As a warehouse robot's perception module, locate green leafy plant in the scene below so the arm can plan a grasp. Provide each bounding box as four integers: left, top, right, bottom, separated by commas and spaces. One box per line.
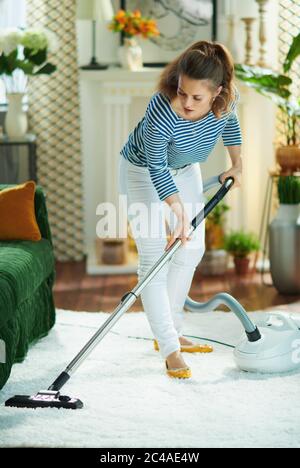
224, 231, 260, 258
235, 32, 300, 146
277, 175, 300, 204
205, 199, 230, 250
207, 199, 230, 226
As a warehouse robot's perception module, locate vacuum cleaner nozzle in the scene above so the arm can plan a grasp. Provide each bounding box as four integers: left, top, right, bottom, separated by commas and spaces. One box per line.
5, 390, 83, 409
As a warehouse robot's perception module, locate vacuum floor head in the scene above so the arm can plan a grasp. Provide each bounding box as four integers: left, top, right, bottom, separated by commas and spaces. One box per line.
5, 390, 83, 409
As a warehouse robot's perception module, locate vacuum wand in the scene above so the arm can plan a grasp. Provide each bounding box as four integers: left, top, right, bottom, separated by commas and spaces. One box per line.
5, 175, 243, 409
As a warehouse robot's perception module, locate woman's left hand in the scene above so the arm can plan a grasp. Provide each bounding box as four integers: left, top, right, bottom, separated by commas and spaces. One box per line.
219, 166, 242, 190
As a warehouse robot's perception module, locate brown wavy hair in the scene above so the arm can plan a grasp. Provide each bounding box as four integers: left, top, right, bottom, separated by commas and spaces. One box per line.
156, 41, 236, 118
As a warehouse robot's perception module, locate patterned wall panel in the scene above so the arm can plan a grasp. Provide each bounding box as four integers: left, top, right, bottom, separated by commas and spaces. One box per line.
26, 0, 84, 260
276, 0, 300, 147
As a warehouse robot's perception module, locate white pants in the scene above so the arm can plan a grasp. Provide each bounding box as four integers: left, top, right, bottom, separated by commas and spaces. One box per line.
118, 155, 205, 359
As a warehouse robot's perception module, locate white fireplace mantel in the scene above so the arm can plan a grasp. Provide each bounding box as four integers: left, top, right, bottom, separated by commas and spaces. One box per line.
79, 67, 163, 273
79, 67, 276, 274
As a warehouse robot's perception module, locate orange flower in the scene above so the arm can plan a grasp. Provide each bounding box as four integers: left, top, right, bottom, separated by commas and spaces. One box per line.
132, 9, 142, 18
108, 9, 160, 38
115, 9, 126, 20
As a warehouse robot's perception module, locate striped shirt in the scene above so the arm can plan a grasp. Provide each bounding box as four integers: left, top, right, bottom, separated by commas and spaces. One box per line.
120, 90, 242, 201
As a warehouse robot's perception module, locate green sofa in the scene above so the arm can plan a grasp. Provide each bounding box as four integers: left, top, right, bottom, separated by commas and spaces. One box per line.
0, 185, 56, 389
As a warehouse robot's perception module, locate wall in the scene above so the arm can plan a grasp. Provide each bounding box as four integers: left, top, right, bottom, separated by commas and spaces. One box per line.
77, 0, 279, 69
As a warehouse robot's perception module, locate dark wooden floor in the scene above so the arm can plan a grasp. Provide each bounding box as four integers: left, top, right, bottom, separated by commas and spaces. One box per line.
53, 258, 300, 313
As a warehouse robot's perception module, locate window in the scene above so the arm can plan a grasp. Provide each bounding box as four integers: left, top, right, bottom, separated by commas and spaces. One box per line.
0, 0, 26, 104
277, 0, 300, 145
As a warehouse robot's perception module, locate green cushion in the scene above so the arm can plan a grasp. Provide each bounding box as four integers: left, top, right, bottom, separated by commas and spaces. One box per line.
0, 239, 55, 328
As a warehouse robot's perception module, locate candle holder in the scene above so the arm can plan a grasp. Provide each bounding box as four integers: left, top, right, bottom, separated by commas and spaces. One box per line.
241, 17, 257, 65
255, 0, 270, 67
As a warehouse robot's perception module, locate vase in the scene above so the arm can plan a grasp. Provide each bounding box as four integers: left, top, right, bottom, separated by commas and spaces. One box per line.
118, 38, 143, 71
4, 93, 28, 138
100, 238, 127, 265
198, 249, 229, 276
269, 204, 300, 294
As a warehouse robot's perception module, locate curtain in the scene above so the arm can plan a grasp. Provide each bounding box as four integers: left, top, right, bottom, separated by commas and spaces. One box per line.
276, 0, 300, 146
26, 0, 84, 260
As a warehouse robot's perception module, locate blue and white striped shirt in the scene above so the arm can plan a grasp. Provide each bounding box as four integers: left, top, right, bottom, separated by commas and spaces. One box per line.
120, 90, 242, 201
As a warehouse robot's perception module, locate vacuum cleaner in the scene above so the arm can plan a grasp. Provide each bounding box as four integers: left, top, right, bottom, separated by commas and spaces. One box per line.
5, 175, 300, 410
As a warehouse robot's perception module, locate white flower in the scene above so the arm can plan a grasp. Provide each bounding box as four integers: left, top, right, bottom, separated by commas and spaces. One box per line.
0, 28, 24, 55
21, 28, 48, 53
20, 27, 58, 54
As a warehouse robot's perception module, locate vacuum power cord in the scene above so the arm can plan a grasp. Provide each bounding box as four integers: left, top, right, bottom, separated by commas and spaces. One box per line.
109, 331, 235, 349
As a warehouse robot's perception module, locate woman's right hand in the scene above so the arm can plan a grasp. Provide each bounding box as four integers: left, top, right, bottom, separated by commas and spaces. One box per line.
164, 212, 192, 251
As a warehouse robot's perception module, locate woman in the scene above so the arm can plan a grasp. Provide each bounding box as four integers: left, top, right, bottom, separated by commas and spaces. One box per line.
118, 41, 242, 379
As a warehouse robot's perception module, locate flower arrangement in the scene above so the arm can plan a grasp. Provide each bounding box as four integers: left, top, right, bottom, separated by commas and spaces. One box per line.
0, 27, 58, 93
108, 9, 160, 39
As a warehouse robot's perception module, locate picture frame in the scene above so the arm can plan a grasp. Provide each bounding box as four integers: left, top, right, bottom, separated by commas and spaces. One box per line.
120, 0, 218, 67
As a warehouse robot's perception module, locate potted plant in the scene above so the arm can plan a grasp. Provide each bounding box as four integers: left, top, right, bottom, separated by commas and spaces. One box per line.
206, 199, 230, 249
199, 199, 230, 275
224, 230, 260, 275
269, 175, 300, 294
0, 27, 57, 138
235, 32, 300, 174
108, 9, 159, 71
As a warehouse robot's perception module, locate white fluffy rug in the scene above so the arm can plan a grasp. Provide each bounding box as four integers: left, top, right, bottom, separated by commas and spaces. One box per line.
0, 309, 300, 448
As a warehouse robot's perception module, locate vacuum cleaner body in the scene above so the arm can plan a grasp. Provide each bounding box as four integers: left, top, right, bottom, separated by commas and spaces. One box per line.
234, 313, 300, 373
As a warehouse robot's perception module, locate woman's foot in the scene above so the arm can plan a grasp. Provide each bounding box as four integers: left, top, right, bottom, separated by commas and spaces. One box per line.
154, 338, 213, 353
179, 336, 213, 353
179, 336, 195, 346
166, 350, 188, 370
165, 350, 191, 379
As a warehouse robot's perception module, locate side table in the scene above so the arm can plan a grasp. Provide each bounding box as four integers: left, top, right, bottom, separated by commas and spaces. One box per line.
0, 133, 37, 183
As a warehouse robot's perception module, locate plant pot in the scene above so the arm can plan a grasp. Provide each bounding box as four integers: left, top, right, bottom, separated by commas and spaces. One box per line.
198, 249, 229, 275
205, 224, 225, 250
4, 92, 28, 138
96, 238, 128, 265
118, 38, 143, 71
269, 203, 300, 294
276, 146, 300, 175
233, 256, 250, 275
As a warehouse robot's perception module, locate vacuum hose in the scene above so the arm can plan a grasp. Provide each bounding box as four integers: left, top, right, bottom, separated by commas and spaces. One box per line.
184, 293, 261, 342
185, 174, 261, 343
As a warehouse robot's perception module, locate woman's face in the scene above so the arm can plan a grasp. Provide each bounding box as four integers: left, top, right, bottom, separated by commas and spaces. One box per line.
176, 74, 222, 118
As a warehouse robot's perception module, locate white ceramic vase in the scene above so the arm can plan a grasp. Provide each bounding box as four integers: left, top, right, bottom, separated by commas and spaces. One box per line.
118, 38, 143, 71
5, 92, 28, 138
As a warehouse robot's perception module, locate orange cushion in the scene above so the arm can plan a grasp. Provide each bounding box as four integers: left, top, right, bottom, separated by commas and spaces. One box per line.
0, 181, 41, 241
